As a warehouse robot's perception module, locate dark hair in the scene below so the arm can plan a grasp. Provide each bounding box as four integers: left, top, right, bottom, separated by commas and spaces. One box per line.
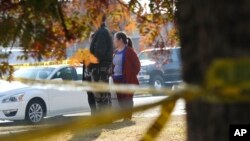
127, 37, 133, 48
115, 32, 133, 48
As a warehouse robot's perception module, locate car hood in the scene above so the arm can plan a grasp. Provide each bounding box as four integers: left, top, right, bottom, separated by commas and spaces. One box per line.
0, 80, 29, 94
140, 60, 155, 67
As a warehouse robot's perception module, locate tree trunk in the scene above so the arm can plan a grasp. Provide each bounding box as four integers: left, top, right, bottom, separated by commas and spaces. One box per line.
176, 0, 250, 141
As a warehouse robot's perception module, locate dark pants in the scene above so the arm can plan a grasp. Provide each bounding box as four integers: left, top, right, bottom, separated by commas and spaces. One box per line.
118, 97, 133, 119
87, 91, 96, 115
113, 78, 134, 119
83, 67, 97, 115
90, 67, 112, 112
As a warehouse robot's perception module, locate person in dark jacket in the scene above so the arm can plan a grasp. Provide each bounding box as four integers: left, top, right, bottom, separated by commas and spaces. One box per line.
88, 15, 114, 112
112, 32, 141, 120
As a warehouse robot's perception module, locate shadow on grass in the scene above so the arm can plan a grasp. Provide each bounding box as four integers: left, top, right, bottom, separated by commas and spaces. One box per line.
69, 120, 136, 141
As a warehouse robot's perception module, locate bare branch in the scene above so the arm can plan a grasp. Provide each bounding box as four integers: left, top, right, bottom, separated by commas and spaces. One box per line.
56, 1, 71, 40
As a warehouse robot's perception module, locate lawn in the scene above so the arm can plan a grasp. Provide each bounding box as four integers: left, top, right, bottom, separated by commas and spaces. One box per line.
34, 115, 186, 141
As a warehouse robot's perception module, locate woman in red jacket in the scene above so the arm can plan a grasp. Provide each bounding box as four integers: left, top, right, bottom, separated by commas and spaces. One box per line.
113, 32, 141, 120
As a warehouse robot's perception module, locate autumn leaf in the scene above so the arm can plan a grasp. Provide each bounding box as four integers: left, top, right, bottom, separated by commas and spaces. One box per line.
166, 26, 180, 46
93, 14, 105, 29
125, 21, 137, 33
69, 48, 98, 67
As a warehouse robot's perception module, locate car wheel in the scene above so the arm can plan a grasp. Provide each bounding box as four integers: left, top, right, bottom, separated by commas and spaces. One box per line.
150, 75, 164, 88
25, 100, 45, 124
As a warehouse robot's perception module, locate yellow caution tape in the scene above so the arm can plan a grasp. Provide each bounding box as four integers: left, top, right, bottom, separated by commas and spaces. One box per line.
141, 97, 177, 141
206, 57, 250, 90
13, 60, 70, 68
205, 57, 250, 103
14, 78, 175, 96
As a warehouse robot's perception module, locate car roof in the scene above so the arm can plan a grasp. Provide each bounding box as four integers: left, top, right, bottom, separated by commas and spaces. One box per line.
140, 47, 180, 53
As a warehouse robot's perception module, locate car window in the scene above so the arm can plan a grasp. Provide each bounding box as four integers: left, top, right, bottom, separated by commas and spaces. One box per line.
176, 48, 181, 61
171, 49, 178, 62
76, 67, 83, 80
170, 48, 181, 62
151, 50, 172, 66
139, 51, 152, 60
52, 67, 75, 80
14, 67, 55, 80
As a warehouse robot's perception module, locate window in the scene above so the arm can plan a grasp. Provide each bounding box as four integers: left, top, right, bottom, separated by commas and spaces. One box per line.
176, 48, 181, 61
52, 67, 75, 80
171, 48, 181, 62
14, 67, 55, 80
76, 67, 83, 80
139, 51, 154, 61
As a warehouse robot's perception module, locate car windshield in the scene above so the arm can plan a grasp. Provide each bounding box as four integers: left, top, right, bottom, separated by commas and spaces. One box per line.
139, 51, 153, 61
14, 67, 55, 80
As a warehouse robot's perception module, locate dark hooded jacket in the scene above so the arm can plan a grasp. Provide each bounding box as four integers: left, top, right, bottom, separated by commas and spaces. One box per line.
89, 24, 113, 68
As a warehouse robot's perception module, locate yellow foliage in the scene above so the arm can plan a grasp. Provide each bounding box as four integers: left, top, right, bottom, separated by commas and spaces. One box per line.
93, 14, 105, 29
69, 48, 98, 67
125, 21, 137, 33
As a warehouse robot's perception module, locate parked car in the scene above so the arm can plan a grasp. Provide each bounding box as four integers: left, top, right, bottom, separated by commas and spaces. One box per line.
0, 65, 91, 124
137, 47, 182, 88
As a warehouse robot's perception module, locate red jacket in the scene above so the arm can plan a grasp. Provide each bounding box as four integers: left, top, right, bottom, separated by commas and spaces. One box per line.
112, 47, 141, 99
123, 47, 141, 85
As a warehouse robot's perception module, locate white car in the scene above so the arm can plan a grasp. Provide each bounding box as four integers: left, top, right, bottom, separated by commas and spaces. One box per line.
0, 65, 91, 123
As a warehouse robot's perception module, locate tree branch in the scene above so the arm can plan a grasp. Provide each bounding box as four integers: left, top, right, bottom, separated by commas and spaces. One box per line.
116, 0, 152, 23
56, 1, 71, 40
0, 0, 23, 12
